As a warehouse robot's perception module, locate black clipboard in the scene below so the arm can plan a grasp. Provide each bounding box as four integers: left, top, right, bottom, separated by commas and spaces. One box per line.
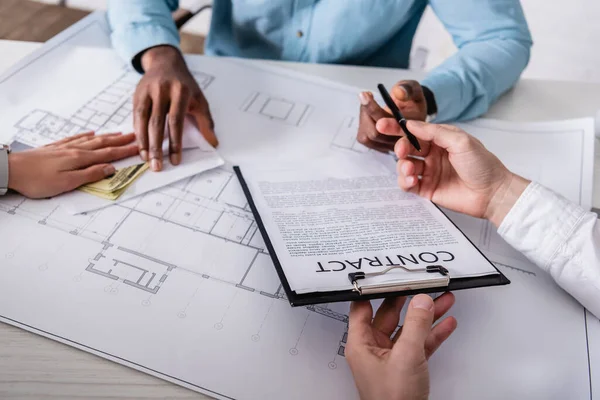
234, 166, 510, 307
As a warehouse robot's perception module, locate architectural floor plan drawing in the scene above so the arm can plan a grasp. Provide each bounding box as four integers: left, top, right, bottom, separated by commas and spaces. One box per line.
0, 177, 594, 399
240, 91, 312, 127
13, 68, 214, 147
0, 12, 596, 400
331, 115, 369, 153
0, 168, 357, 398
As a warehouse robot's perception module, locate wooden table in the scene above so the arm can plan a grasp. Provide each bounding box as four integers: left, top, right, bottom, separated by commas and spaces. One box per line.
0, 0, 88, 42
0, 40, 599, 399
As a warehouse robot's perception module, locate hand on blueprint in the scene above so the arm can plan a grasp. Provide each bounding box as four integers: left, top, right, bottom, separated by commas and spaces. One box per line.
346, 293, 457, 400
8, 131, 138, 199
357, 81, 427, 153
379, 120, 531, 227
136, 46, 218, 172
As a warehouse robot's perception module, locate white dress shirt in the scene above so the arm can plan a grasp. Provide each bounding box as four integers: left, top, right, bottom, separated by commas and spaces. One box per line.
498, 182, 600, 318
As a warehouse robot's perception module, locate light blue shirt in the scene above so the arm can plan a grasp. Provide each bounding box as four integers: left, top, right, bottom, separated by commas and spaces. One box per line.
107, 0, 532, 122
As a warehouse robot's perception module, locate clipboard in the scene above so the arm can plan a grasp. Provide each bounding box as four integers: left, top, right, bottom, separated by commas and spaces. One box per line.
234, 166, 510, 307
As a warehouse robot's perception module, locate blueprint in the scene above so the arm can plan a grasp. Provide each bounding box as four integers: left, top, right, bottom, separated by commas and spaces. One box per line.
0, 41, 224, 215
0, 12, 596, 399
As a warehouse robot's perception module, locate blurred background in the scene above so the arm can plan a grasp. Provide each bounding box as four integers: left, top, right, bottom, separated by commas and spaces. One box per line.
1, 0, 599, 82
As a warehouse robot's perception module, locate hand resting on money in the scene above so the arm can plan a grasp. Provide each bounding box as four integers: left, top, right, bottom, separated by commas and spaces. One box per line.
7, 131, 138, 199
78, 162, 149, 200
73, 118, 207, 200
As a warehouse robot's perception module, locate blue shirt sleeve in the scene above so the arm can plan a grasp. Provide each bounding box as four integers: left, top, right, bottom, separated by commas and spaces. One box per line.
422, 0, 532, 122
107, 0, 181, 72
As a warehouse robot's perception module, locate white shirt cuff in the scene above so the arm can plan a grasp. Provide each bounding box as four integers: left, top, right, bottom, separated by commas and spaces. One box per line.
497, 182, 587, 271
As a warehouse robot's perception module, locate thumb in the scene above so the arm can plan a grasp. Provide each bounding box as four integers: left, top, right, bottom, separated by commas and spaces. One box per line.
405, 120, 473, 153
189, 98, 218, 147
66, 164, 115, 190
391, 80, 423, 103
393, 294, 434, 353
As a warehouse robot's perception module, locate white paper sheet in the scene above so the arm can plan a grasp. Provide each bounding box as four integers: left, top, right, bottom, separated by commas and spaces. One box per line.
240, 154, 498, 293
61, 148, 223, 215
0, 23, 224, 215
458, 118, 596, 210
59, 118, 224, 214
0, 12, 594, 400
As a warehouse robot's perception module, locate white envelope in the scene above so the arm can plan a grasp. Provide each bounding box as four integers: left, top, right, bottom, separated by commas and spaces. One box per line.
60, 118, 224, 215
97, 117, 207, 168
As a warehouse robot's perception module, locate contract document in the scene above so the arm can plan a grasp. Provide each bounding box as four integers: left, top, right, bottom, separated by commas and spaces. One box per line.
236, 154, 507, 305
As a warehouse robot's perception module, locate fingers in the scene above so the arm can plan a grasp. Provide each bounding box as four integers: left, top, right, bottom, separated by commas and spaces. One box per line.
349, 301, 374, 331
133, 94, 151, 162
356, 92, 397, 152
397, 157, 425, 178
67, 133, 135, 151
376, 118, 432, 158
378, 119, 429, 158
347, 301, 375, 348
61, 132, 118, 149
391, 80, 427, 121
360, 92, 392, 122
168, 84, 190, 166
148, 89, 169, 171
372, 297, 407, 337
424, 316, 457, 359
404, 120, 474, 154
62, 163, 116, 192
358, 92, 396, 145
391, 83, 410, 103
387, 120, 474, 161
391, 80, 424, 104
390, 292, 456, 343
44, 131, 95, 148
66, 144, 139, 170
396, 156, 425, 192
393, 294, 434, 352
392, 132, 431, 159
189, 93, 218, 147
432, 292, 455, 321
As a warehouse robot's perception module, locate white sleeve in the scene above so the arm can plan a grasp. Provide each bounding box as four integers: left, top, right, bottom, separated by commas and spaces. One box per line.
498, 182, 600, 318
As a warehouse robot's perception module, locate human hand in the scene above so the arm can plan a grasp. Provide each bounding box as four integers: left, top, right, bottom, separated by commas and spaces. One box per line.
8, 131, 138, 199
346, 293, 457, 400
377, 120, 530, 227
357, 80, 428, 153
136, 45, 218, 172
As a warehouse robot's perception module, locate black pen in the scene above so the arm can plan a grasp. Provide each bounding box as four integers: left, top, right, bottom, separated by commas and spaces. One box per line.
377, 83, 421, 152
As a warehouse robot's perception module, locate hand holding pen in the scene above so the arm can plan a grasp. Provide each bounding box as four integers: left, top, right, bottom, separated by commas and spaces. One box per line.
377, 83, 421, 152
357, 80, 428, 153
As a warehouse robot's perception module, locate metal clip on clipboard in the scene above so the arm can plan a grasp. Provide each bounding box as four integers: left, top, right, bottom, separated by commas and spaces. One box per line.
348, 265, 450, 295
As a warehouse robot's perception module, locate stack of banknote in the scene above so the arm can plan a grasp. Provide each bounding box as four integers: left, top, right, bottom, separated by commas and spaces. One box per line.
79, 163, 149, 200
